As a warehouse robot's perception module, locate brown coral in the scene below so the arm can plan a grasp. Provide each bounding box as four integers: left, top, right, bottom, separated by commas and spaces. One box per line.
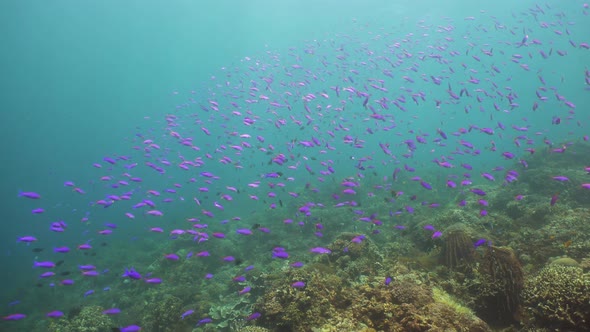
441, 224, 476, 271
478, 246, 524, 324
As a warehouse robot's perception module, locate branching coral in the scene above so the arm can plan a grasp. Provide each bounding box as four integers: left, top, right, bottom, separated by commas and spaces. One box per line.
48, 305, 113, 332
141, 294, 185, 332
523, 265, 590, 330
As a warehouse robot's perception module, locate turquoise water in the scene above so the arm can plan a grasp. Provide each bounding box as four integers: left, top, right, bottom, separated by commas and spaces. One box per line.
1, 1, 589, 331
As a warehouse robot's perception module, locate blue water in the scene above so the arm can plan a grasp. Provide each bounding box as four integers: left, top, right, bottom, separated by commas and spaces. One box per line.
1, 0, 589, 331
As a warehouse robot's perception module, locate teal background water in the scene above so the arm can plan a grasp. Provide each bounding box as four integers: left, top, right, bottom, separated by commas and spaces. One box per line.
0, 0, 588, 330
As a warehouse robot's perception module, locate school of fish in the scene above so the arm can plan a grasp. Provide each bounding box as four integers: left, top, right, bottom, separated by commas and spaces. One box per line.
4, 2, 590, 331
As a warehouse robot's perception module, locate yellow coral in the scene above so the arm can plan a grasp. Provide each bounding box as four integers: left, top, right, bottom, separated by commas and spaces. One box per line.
432, 287, 475, 317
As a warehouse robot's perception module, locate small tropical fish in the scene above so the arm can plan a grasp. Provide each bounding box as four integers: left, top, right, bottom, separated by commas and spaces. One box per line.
552, 176, 569, 181
238, 286, 251, 295
181, 310, 194, 319
33, 261, 55, 268
164, 253, 180, 261
46, 311, 64, 318
291, 281, 306, 288
3, 313, 26, 321
197, 318, 212, 326
18, 236, 37, 243
474, 238, 488, 247
247, 312, 261, 320
550, 193, 559, 206
102, 308, 121, 315
309, 247, 331, 254
18, 191, 41, 199
120, 325, 142, 332
145, 278, 162, 284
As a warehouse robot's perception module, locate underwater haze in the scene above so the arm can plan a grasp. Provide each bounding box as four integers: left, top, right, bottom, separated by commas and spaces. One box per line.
1, 0, 590, 331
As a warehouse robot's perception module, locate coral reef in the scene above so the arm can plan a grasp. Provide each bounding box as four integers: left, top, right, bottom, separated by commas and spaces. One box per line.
208, 294, 252, 329
254, 266, 343, 331
141, 294, 185, 332
237, 327, 271, 332
48, 305, 113, 332
325, 232, 384, 280
350, 275, 491, 332
523, 265, 590, 331
253, 261, 492, 332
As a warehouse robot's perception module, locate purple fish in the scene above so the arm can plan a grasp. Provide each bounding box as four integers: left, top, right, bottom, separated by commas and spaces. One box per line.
309, 247, 331, 254
164, 253, 180, 261
290, 262, 304, 268
197, 318, 212, 326
233, 275, 246, 282
238, 286, 252, 295
122, 267, 142, 280
474, 238, 488, 247
77, 243, 92, 250
461, 163, 473, 170
481, 173, 495, 181
236, 228, 253, 236
196, 251, 210, 257
420, 181, 432, 190
247, 312, 261, 320
120, 325, 142, 332
272, 248, 289, 259
46, 311, 64, 318
78, 265, 96, 271
145, 278, 162, 284
291, 281, 306, 288
34, 261, 55, 268
550, 193, 559, 206
470, 188, 487, 196
102, 308, 121, 315
181, 310, 195, 319
552, 176, 569, 182
18, 236, 37, 243
18, 191, 41, 199
3, 313, 26, 321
